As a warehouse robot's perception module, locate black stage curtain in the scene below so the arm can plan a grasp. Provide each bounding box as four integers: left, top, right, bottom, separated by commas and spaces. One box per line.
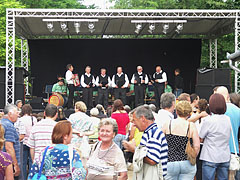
29, 39, 201, 97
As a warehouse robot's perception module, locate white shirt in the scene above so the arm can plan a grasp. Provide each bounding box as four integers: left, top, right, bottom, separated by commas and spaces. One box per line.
157, 109, 174, 128
131, 72, 149, 84
95, 75, 112, 87
80, 73, 95, 88
111, 73, 129, 88
65, 70, 73, 84
153, 70, 167, 83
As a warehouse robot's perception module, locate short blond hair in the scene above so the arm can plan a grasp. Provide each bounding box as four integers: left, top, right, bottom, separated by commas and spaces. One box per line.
0, 124, 5, 150
98, 118, 118, 135
75, 101, 87, 112
176, 100, 192, 117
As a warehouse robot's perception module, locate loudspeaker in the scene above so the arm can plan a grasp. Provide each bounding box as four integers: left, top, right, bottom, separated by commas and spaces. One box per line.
29, 97, 45, 109
0, 67, 29, 84
195, 84, 231, 100
197, 68, 231, 85
0, 83, 25, 109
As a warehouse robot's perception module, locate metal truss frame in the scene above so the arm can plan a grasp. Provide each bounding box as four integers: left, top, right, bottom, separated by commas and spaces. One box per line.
5, 9, 240, 105
21, 39, 29, 96
209, 39, 218, 68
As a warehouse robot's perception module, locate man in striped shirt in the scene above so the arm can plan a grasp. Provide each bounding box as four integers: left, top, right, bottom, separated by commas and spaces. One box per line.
123, 105, 168, 178
27, 104, 57, 162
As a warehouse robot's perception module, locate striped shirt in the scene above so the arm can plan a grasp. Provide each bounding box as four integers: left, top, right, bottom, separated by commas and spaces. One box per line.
140, 123, 168, 177
27, 118, 57, 161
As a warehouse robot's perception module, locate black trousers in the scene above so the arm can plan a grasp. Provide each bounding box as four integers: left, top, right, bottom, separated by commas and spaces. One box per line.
114, 88, 126, 104
154, 84, 165, 108
98, 88, 109, 109
83, 87, 93, 109
67, 84, 74, 109
134, 85, 145, 107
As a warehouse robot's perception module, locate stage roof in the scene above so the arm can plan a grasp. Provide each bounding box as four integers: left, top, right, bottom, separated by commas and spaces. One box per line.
10, 9, 239, 39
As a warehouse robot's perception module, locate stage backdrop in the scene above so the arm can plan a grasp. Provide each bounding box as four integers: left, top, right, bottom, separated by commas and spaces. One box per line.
29, 39, 201, 97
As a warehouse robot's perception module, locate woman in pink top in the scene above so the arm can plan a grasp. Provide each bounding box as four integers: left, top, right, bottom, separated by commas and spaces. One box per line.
111, 99, 130, 149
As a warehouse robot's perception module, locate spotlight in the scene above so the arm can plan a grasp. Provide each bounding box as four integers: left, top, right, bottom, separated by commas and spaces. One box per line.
148, 24, 155, 34
74, 22, 81, 34
135, 23, 142, 34
162, 24, 169, 34
88, 22, 95, 33
175, 23, 183, 34
60, 22, 68, 32
46, 22, 54, 32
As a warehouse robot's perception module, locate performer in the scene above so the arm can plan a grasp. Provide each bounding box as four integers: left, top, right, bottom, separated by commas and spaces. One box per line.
52, 79, 68, 96
81, 66, 95, 109
151, 65, 167, 109
65, 64, 75, 109
174, 68, 184, 98
112, 66, 129, 105
131, 65, 148, 107
95, 68, 111, 110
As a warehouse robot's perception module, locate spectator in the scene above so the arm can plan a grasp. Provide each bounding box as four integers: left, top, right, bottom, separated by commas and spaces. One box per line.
216, 86, 240, 179
199, 93, 231, 180
124, 105, 131, 114
111, 99, 130, 150
1, 104, 21, 179
178, 93, 191, 102
19, 104, 37, 180
87, 118, 127, 179
148, 104, 161, 123
27, 104, 57, 162
56, 106, 67, 122
0, 124, 14, 180
157, 92, 176, 128
36, 112, 44, 122
229, 93, 240, 108
28, 121, 86, 179
15, 100, 22, 112
89, 108, 100, 141
123, 105, 168, 179
162, 101, 200, 180
68, 101, 94, 149
96, 104, 107, 119
190, 93, 200, 113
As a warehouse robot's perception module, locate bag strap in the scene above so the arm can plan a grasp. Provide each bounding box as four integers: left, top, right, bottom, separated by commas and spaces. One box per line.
186, 122, 190, 138
37, 146, 49, 179
68, 145, 74, 179
230, 124, 238, 156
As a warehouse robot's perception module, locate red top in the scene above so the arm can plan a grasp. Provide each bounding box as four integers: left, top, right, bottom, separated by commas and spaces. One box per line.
111, 112, 130, 135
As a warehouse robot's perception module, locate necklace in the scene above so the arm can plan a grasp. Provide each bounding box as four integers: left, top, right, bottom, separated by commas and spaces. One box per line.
97, 142, 113, 159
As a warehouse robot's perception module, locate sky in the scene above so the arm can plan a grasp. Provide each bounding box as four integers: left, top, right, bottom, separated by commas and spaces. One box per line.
82, 0, 115, 9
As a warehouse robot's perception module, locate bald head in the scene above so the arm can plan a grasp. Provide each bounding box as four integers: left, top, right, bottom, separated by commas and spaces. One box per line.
216, 86, 230, 102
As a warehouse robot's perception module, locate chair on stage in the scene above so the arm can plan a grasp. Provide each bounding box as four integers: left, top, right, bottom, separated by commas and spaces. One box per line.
44, 85, 53, 99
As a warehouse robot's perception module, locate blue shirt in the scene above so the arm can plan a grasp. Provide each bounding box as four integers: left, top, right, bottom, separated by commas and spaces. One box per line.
225, 103, 240, 153
0, 118, 20, 165
140, 123, 168, 176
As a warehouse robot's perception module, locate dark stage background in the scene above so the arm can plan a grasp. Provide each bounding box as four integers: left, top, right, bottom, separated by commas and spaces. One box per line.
29, 39, 201, 97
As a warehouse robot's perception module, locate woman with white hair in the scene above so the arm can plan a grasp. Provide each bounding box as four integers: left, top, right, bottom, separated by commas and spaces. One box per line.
89, 108, 100, 141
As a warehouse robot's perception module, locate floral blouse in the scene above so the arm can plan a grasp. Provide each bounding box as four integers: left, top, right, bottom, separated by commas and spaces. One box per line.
28, 144, 86, 180
0, 151, 12, 179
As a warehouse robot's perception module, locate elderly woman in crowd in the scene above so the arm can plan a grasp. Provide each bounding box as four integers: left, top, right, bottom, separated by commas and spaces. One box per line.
199, 93, 231, 180
111, 99, 130, 150
0, 124, 13, 180
68, 101, 94, 149
28, 120, 86, 179
162, 100, 200, 180
87, 118, 128, 180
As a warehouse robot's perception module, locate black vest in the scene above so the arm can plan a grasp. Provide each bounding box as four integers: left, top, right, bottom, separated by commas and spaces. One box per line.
153, 72, 164, 85
99, 75, 109, 86
134, 73, 146, 84
84, 74, 93, 87
115, 73, 125, 87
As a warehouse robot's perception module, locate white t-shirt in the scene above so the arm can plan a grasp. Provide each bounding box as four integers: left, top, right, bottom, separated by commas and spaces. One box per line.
65, 70, 73, 84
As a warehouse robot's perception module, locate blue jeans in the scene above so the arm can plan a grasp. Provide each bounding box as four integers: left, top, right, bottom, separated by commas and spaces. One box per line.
202, 160, 229, 180
113, 134, 126, 150
165, 160, 196, 180
23, 144, 32, 180
174, 89, 183, 98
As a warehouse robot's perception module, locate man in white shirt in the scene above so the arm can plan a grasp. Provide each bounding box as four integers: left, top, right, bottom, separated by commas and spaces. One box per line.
81, 66, 95, 109
95, 68, 111, 109
65, 64, 74, 109
151, 66, 167, 109
157, 92, 175, 128
131, 66, 149, 107
112, 66, 129, 104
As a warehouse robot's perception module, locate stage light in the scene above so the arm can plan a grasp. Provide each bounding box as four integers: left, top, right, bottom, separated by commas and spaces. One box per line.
148, 24, 155, 34
60, 22, 68, 32
175, 23, 183, 34
88, 22, 95, 33
46, 22, 54, 32
74, 22, 81, 34
162, 24, 169, 34
135, 23, 142, 34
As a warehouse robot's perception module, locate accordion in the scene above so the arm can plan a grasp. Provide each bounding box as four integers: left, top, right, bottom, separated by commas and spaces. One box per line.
73, 74, 80, 87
